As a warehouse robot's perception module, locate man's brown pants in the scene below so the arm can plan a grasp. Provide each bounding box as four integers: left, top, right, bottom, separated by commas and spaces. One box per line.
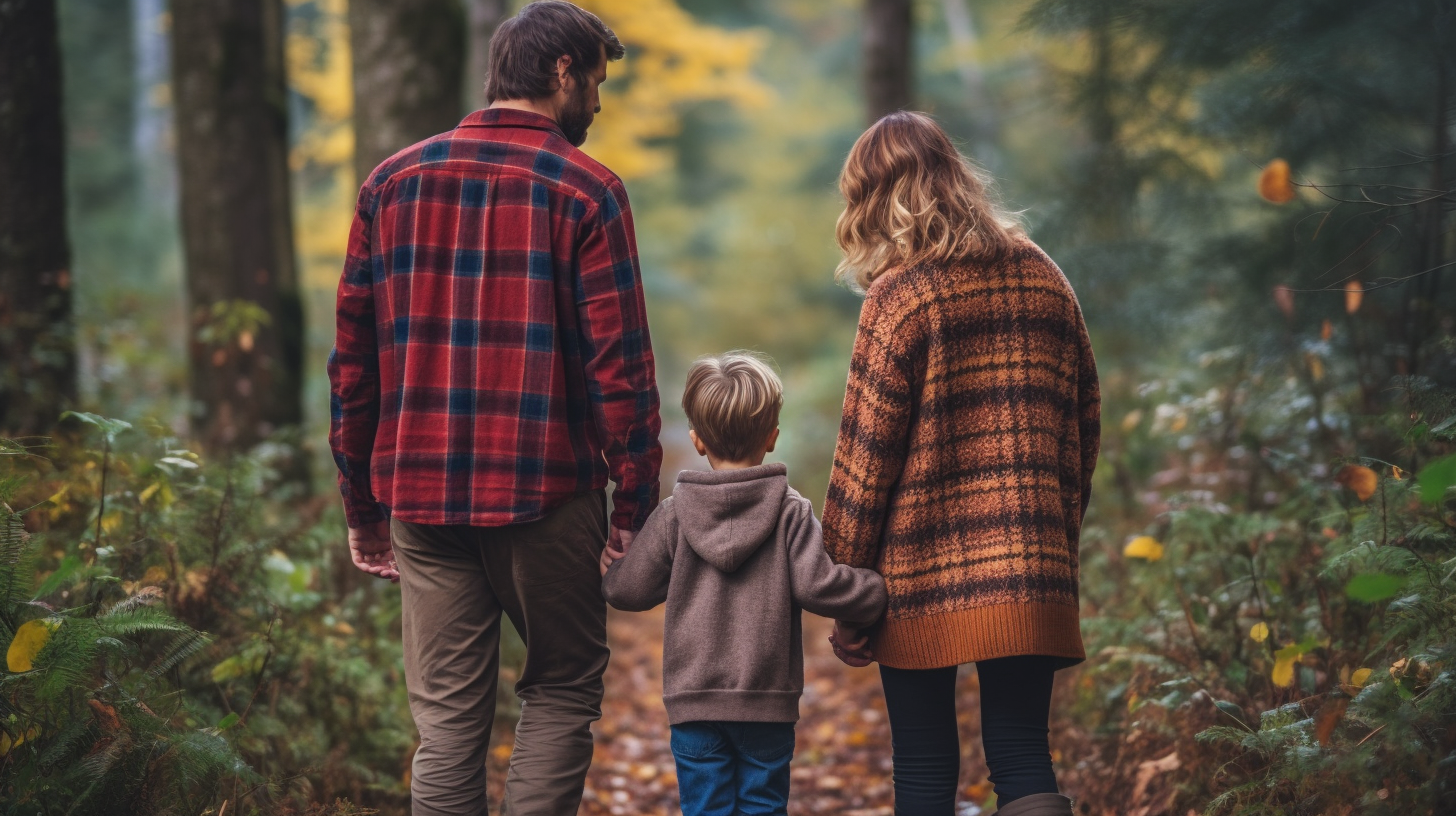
391, 490, 609, 816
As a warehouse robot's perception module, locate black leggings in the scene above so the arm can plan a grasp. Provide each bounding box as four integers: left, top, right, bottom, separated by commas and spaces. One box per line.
879, 656, 1060, 814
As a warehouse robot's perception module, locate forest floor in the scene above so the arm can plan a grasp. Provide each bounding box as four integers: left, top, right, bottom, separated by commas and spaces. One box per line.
478, 608, 1100, 816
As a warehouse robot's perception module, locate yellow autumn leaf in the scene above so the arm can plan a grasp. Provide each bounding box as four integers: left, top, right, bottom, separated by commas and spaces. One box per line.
0, 726, 40, 756
1121, 409, 1144, 432
7, 619, 58, 672
1350, 668, 1373, 688
1169, 413, 1189, 432
1335, 464, 1378, 501
100, 511, 125, 534
1249, 622, 1270, 643
1123, 536, 1165, 561
1272, 654, 1296, 687
1259, 158, 1296, 203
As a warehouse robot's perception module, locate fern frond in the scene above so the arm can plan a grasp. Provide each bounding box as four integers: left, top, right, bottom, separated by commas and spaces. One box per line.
147, 630, 213, 682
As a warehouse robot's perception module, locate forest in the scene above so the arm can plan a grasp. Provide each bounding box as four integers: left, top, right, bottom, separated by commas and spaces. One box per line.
0, 0, 1453, 814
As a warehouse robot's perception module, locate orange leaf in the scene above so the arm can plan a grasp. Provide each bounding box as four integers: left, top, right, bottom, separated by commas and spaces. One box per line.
1315, 695, 1349, 746
1321, 319, 1333, 341
1335, 465, 1378, 501
1345, 280, 1363, 314
1259, 159, 1296, 203
1273, 285, 1295, 319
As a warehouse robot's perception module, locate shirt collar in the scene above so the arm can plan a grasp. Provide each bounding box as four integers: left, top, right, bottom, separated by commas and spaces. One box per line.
457, 108, 565, 139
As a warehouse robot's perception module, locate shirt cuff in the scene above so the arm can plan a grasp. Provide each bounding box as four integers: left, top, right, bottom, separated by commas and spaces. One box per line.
342, 493, 388, 528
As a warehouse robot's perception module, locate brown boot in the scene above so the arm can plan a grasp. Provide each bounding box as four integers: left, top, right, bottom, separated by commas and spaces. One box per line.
994, 793, 1074, 816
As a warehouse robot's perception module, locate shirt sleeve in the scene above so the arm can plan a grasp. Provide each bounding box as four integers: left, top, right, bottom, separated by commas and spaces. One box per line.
574, 180, 663, 531
327, 186, 386, 528
821, 284, 917, 569
602, 499, 675, 611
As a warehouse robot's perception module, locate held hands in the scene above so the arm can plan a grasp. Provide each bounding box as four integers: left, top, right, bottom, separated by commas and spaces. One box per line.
349, 520, 399, 583
598, 526, 636, 576
829, 620, 874, 667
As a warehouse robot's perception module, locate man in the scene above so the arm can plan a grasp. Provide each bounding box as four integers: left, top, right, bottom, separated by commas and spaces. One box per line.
327, 3, 661, 814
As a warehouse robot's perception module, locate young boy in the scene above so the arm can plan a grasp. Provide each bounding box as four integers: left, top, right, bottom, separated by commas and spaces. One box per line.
602, 351, 887, 816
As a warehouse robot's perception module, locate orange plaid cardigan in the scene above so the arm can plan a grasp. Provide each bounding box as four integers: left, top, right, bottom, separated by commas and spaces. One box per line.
822, 241, 1100, 669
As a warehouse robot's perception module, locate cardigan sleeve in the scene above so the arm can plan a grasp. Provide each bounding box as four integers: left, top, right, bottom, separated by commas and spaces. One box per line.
822, 282, 918, 570
1075, 310, 1101, 523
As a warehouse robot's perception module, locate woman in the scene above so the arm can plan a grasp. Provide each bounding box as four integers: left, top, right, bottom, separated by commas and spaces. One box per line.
822, 111, 1100, 816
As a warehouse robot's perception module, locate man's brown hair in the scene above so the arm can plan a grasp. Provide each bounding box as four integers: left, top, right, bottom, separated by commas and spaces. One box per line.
485, 1, 625, 104
681, 352, 783, 462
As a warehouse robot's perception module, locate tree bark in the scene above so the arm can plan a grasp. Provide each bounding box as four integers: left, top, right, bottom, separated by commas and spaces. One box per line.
350, 0, 466, 187
465, 0, 508, 112
0, 0, 75, 437
864, 0, 913, 123
172, 0, 303, 452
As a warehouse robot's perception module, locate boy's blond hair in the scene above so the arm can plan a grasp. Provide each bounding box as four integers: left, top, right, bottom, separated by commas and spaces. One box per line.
681, 352, 783, 462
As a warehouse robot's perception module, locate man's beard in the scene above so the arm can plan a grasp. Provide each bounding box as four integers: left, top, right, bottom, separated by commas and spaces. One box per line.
559, 84, 596, 147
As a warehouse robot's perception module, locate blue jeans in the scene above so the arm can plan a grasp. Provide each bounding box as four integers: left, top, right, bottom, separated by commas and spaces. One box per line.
670, 721, 795, 816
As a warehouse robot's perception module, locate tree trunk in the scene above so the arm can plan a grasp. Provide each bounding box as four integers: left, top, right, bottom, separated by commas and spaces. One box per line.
350, 0, 466, 187
864, 0, 913, 123
172, 0, 303, 453
465, 0, 508, 112
0, 0, 75, 437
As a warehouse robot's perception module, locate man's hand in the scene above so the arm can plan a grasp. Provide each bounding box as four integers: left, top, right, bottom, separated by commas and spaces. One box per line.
598, 526, 636, 576
349, 520, 399, 583
829, 620, 874, 668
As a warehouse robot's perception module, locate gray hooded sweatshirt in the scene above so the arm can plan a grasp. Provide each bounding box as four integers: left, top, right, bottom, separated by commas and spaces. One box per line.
603, 463, 887, 724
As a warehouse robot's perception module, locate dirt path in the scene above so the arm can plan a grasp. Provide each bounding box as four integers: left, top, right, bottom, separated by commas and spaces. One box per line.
485, 608, 1030, 815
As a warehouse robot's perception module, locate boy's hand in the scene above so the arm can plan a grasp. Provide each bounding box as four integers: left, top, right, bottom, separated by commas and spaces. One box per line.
349, 520, 399, 583
829, 620, 874, 667
599, 526, 636, 576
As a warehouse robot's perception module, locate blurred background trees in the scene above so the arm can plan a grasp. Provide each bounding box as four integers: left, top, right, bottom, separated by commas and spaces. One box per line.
1, 0, 1452, 813
0, 0, 74, 437
172, 0, 304, 455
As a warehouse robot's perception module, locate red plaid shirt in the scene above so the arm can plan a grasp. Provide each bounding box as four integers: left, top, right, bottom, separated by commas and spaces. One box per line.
329, 108, 662, 531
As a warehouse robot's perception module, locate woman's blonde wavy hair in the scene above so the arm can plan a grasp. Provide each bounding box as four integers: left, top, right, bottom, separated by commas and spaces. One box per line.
835, 111, 1023, 292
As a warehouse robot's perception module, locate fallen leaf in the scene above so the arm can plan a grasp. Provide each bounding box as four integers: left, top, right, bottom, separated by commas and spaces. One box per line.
0, 726, 40, 756
1314, 695, 1349, 746
89, 699, 122, 732
1350, 668, 1373, 687
1335, 465, 1378, 501
7, 619, 58, 672
1130, 751, 1180, 806
1259, 159, 1296, 203
1272, 643, 1303, 688
1123, 536, 1165, 562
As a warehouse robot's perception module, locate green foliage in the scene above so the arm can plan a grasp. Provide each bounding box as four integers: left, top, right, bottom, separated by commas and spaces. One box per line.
0, 452, 248, 815
0, 424, 417, 814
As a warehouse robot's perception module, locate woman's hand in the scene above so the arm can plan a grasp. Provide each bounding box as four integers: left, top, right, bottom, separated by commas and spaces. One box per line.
829, 620, 874, 667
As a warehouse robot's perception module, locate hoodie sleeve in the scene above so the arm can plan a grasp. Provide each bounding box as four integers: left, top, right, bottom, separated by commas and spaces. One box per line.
785, 497, 887, 629
602, 498, 676, 611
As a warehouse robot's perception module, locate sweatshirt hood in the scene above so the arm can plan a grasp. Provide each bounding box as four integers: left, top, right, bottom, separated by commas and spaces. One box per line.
672, 463, 788, 573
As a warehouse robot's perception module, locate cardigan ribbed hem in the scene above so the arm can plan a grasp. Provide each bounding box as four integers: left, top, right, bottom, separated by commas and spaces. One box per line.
872, 601, 1086, 670
664, 689, 802, 725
